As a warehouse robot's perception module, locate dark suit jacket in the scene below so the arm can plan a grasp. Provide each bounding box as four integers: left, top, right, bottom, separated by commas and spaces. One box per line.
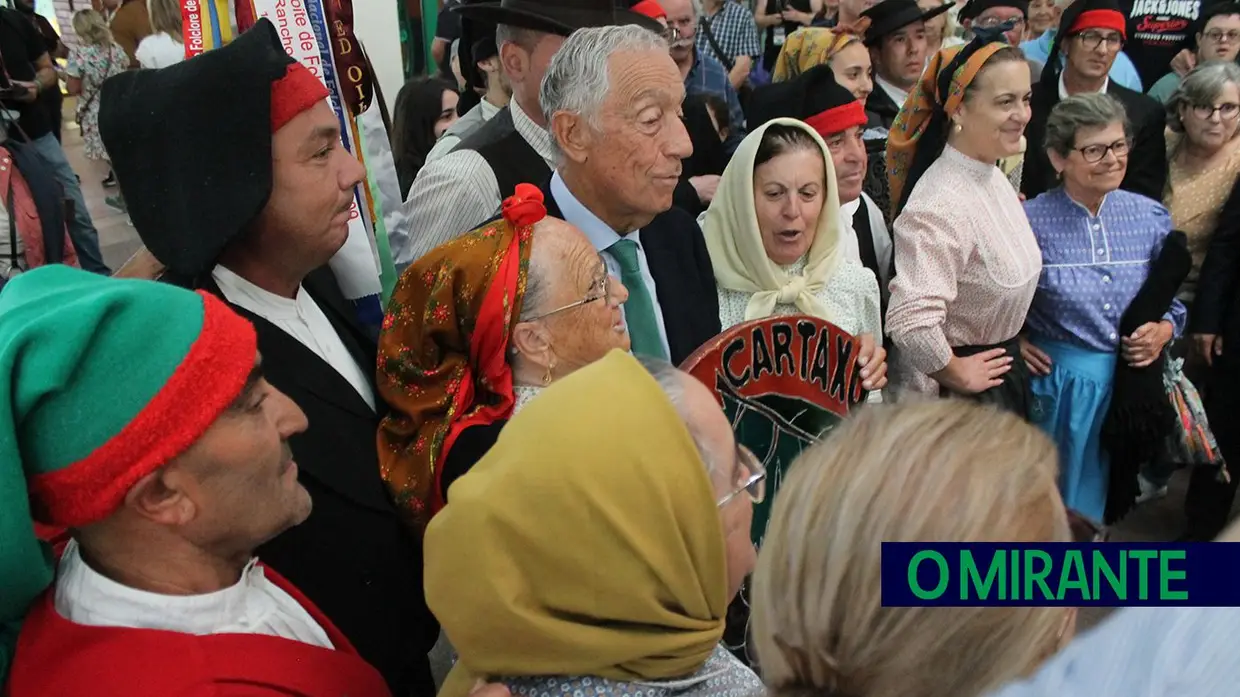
201, 267, 438, 697
865, 86, 902, 131
1021, 82, 1167, 201
543, 184, 723, 366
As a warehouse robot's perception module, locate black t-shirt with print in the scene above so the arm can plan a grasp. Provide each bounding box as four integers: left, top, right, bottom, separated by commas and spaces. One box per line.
0, 8, 50, 139
1123, 0, 1202, 90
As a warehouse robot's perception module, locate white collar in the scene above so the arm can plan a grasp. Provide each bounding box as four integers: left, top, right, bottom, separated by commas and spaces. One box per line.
875, 74, 910, 108
211, 264, 308, 321
841, 197, 862, 218
1058, 72, 1109, 100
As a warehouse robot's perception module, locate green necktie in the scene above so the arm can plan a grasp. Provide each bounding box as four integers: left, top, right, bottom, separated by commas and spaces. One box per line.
607, 238, 667, 360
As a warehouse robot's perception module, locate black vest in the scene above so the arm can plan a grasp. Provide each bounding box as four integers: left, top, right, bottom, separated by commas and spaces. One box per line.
452, 107, 550, 199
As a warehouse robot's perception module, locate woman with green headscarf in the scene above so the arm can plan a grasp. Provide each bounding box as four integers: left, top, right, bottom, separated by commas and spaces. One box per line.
423, 350, 765, 697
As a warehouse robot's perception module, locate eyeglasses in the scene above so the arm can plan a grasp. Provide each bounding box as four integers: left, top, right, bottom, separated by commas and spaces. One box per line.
1073, 30, 1125, 50
522, 255, 610, 321
1191, 102, 1240, 120
663, 25, 681, 42
1073, 138, 1130, 163
716, 445, 767, 507
974, 15, 1025, 30
1203, 29, 1240, 43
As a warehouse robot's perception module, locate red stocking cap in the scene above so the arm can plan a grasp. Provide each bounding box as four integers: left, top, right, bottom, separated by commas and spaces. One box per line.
271, 62, 330, 133
1069, 9, 1127, 39
630, 0, 667, 20
804, 101, 869, 139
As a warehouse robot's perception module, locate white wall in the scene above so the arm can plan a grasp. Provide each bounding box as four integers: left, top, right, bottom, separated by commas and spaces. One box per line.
354, 0, 405, 114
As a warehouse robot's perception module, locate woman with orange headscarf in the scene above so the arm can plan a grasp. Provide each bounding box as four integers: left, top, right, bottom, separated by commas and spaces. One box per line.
884, 30, 1042, 415
771, 20, 871, 94
376, 184, 631, 533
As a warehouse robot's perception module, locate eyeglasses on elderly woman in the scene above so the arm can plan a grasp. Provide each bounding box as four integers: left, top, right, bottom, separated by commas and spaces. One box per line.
717, 444, 767, 507
523, 254, 612, 321
1190, 102, 1240, 121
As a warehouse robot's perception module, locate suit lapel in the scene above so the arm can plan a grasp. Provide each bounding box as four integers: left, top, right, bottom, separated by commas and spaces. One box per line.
202, 274, 377, 420
639, 215, 691, 362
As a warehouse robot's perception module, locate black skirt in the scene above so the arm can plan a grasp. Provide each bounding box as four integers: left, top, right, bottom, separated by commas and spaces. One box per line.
940, 337, 1031, 420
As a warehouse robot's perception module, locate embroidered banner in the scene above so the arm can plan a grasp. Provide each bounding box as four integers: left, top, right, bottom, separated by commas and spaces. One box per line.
321, 0, 372, 116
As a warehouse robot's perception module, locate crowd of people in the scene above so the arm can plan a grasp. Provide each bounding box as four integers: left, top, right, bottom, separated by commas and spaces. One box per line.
3, 0, 1240, 695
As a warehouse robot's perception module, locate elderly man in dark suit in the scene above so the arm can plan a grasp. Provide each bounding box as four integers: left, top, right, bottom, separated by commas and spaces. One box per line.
541, 23, 722, 365
99, 21, 438, 697
1021, 0, 1166, 201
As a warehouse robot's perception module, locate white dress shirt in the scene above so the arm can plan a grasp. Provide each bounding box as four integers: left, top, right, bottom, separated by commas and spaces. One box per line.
549, 172, 672, 359
875, 75, 910, 109
54, 540, 334, 649
212, 265, 376, 411
841, 192, 893, 291
1058, 73, 1109, 99
396, 98, 557, 269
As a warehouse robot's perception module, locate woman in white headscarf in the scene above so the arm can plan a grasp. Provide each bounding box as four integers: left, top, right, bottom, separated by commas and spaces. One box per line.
702, 118, 887, 398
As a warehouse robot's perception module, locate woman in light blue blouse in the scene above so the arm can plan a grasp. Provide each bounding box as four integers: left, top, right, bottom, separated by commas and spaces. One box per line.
1021, 93, 1187, 524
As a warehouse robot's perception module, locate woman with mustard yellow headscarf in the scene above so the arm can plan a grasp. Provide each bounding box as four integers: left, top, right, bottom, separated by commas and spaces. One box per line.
702, 117, 887, 400
423, 350, 765, 697
884, 32, 1042, 414
772, 20, 872, 94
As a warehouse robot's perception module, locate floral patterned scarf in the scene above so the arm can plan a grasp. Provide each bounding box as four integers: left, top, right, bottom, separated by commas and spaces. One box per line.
771, 20, 870, 83
376, 184, 547, 534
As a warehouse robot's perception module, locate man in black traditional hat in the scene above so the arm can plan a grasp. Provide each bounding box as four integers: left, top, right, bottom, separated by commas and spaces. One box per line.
1020, 0, 1167, 200
99, 20, 440, 696
426, 9, 511, 162
958, 0, 1046, 75
395, 0, 662, 270
861, 0, 954, 130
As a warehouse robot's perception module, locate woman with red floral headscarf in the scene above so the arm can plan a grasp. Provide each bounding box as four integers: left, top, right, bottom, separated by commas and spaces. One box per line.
377, 185, 632, 533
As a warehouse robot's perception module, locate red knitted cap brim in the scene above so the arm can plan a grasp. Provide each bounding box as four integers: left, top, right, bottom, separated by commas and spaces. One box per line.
271, 62, 330, 133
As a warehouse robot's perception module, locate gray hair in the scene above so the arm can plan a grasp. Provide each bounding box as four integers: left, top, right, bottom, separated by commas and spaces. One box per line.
495, 23, 541, 52
633, 354, 718, 477
1044, 92, 1131, 157
540, 24, 670, 132
1166, 60, 1240, 133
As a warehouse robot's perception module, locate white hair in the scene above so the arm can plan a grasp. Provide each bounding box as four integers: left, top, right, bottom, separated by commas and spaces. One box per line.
633, 354, 718, 477
539, 24, 669, 131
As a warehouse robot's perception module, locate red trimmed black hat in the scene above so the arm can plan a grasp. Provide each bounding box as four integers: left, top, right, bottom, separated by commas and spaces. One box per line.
746, 65, 868, 139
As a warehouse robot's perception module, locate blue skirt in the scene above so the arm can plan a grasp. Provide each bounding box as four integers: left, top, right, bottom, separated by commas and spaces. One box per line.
1029, 338, 1116, 524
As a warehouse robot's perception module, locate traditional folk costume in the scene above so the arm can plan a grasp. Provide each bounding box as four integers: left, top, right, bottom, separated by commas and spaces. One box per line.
424, 350, 763, 697
0, 266, 389, 697
702, 115, 883, 394
1024, 189, 1187, 523
98, 21, 438, 694
885, 37, 1042, 414
377, 184, 545, 533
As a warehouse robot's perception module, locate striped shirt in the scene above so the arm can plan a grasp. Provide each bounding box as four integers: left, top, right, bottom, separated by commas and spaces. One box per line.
393, 98, 556, 270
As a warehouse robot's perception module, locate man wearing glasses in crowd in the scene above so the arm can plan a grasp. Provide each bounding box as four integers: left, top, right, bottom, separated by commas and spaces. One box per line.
1022, 0, 1167, 200
958, 0, 1047, 77
662, 0, 747, 153
1149, 2, 1240, 103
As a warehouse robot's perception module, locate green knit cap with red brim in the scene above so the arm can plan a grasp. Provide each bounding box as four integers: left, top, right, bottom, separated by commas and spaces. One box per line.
0, 265, 257, 678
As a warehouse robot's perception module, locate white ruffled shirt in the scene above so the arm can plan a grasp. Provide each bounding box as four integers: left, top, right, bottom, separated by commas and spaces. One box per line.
54, 540, 334, 648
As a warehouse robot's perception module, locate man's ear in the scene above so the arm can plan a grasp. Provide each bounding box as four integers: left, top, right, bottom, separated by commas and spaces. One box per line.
498, 41, 526, 83
123, 468, 197, 527
550, 110, 593, 164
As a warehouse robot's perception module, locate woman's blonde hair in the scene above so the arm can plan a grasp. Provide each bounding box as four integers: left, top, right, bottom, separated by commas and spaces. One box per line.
147, 0, 184, 39
752, 400, 1072, 697
72, 10, 112, 47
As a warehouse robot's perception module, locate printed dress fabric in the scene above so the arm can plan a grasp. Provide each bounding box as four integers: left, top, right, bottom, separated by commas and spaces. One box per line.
1163, 131, 1240, 303
886, 144, 1042, 398
65, 43, 128, 161
1023, 188, 1188, 523
718, 256, 883, 403
501, 645, 765, 697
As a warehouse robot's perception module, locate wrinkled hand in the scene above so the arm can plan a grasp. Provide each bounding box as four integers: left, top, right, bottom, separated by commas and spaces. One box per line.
1193, 333, 1224, 367
855, 333, 888, 391
689, 175, 720, 204
1121, 320, 1173, 368
936, 348, 1013, 394
1171, 48, 1196, 77
1019, 336, 1053, 376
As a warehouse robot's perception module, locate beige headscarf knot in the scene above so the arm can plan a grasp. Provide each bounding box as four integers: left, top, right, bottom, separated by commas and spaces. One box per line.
703, 118, 843, 323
